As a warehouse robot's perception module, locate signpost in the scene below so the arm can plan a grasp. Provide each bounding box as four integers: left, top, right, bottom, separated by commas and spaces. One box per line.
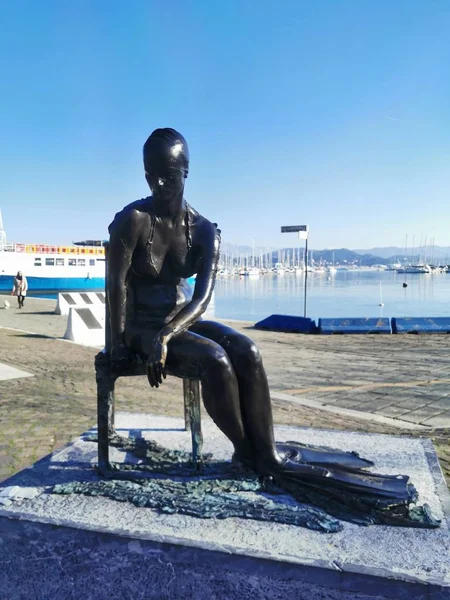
281, 225, 309, 317
280, 225, 308, 234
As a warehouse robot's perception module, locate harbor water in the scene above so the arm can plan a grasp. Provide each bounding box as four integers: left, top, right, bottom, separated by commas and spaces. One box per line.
30, 270, 450, 322
213, 270, 450, 322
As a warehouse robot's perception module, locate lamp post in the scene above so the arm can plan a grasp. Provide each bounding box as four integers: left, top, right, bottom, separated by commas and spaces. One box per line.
281, 225, 309, 318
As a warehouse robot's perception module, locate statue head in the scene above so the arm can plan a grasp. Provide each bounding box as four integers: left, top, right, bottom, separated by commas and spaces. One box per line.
143, 128, 189, 200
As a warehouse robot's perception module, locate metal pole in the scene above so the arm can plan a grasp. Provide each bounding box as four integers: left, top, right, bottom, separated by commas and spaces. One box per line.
304, 236, 308, 318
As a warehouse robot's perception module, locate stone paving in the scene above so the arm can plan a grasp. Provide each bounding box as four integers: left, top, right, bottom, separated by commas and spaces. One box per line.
272, 334, 450, 428
0, 296, 448, 484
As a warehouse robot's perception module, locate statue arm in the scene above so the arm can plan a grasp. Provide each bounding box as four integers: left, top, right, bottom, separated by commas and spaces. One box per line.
159, 221, 220, 344
107, 210, 141, 346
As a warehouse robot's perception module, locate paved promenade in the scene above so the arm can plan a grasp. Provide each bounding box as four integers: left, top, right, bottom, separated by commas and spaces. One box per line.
0, 296, 448, 483
265, 331, 450, 428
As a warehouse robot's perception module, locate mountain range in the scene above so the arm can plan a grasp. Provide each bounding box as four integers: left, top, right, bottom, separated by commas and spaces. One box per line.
353, 246, 450, 260
220, 243, 450, 266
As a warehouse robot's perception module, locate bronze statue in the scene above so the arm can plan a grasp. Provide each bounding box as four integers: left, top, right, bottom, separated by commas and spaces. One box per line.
106, 128, 438, 528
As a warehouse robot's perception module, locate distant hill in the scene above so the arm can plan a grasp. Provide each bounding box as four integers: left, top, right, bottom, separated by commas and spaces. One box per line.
220, 241, 450, 266
354, 246, 450, 261
220, 244, 388, 267
305, 248, 385, 266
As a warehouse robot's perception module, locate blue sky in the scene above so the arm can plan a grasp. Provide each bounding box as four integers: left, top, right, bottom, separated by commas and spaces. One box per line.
0, 0, 449, 250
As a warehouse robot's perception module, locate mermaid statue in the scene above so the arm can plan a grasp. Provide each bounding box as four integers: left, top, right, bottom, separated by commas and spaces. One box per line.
106, 128, 439, 528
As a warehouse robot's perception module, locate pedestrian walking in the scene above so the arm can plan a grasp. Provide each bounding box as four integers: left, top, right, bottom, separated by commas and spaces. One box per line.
11, 271, 28, 308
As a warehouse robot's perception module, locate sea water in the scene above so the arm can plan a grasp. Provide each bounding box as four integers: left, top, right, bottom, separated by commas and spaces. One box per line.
213, 270, 450, 322
32, 270, 450, 322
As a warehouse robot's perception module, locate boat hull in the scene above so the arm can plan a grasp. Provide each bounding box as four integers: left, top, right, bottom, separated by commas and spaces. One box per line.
0, 275, 105, 294
0, 274, 197, 295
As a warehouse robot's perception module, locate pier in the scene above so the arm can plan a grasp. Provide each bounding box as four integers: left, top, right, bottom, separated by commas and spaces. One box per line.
0, 296, 448, 484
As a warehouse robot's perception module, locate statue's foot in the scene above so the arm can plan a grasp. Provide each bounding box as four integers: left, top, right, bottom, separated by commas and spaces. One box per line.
232, 446, 331, 478
236, 441, 372, 475
254, 452, 333, 479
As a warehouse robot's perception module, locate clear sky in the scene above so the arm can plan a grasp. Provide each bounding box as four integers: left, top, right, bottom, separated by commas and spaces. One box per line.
0, 0, 449, 250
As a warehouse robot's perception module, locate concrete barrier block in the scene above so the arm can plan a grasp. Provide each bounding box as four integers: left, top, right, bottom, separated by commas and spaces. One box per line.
254, 315, 317, 334
318, 318, 392, 335
55, 292, 106, 316
392, 317, 450, 334
64, 306, 105, 347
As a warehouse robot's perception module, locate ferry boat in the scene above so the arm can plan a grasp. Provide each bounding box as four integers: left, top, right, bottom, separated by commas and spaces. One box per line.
0, 242, 106, 294
0, 211, 105, 294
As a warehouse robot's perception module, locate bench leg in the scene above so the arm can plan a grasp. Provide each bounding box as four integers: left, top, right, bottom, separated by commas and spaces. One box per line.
96, 358, 116, 474
183, 379, 203, 464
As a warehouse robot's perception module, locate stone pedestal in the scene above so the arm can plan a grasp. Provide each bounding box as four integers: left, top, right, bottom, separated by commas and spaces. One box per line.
1, 413, 449, 600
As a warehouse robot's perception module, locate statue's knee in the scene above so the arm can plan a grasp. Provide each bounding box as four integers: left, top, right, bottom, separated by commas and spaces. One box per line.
247, 341, 262, 366
235, 336, 262, 366
206, 347, 234, 379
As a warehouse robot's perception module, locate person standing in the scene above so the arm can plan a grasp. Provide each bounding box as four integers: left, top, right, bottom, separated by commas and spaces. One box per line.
11, 271, 28, 308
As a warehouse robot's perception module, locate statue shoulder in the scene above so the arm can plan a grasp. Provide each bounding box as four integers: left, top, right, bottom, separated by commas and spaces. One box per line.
189, 209, 221, 250
108, 197, 151, 235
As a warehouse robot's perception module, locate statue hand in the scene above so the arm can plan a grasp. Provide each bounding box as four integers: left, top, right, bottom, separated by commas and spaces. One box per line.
147, 338, 168, 388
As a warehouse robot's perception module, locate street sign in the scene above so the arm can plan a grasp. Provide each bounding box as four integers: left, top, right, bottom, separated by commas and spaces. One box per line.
280, 224, 309, 317
281, 225, 308, 233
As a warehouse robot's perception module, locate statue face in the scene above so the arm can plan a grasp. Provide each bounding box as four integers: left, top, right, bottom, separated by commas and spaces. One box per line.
144, 134, 189, 201
146, 167, 187, 200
